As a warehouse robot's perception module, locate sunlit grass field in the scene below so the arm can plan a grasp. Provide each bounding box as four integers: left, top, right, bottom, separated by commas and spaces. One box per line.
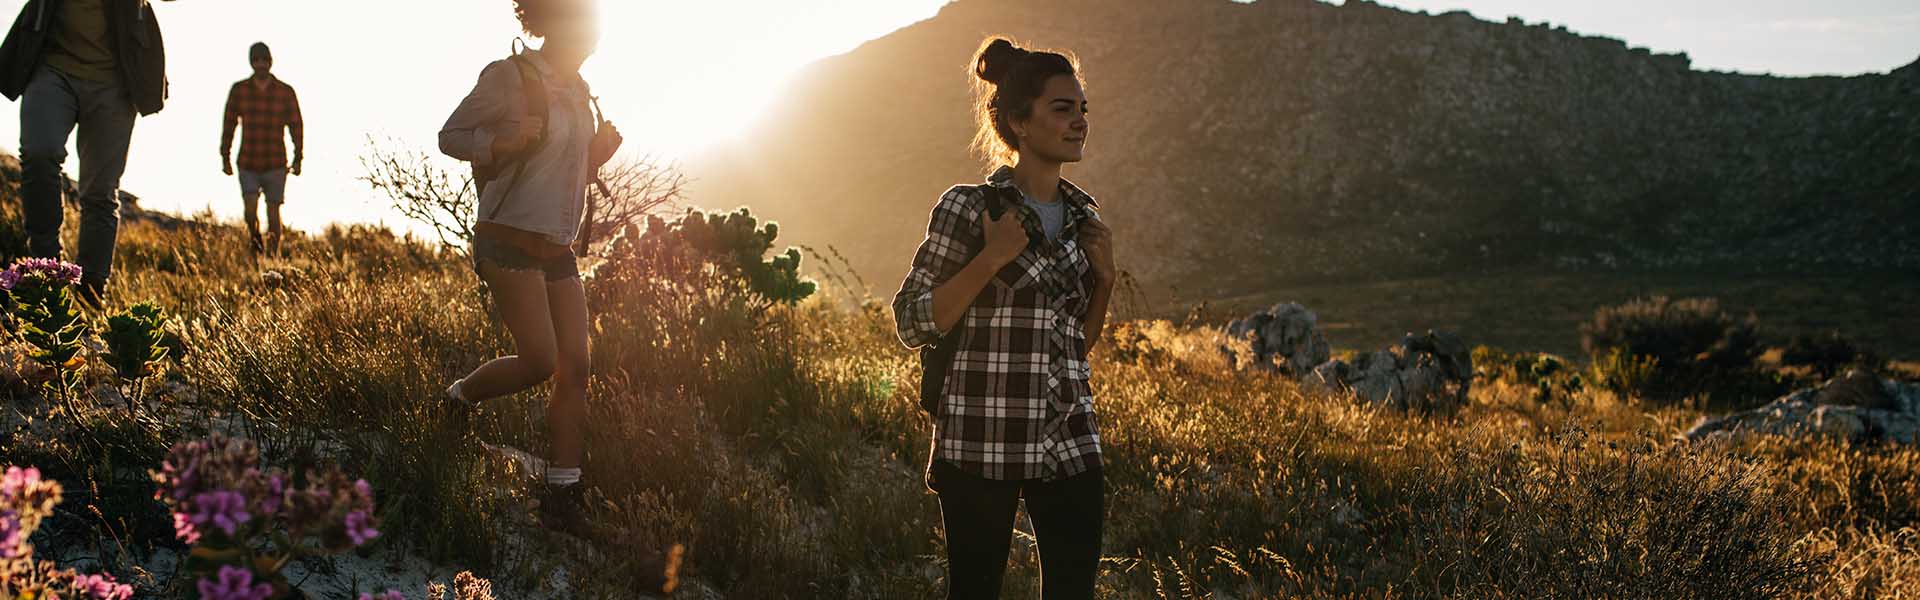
4, 192, 1917, 598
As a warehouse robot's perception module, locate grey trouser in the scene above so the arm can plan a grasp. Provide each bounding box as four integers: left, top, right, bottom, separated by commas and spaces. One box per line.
19, 65, 137, 286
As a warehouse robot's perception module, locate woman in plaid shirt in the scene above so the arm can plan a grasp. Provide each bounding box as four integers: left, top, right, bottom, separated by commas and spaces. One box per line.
892, 37, 1117, 600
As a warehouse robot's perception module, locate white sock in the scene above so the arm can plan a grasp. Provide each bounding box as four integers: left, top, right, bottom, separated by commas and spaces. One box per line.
446, 379, 468, 404
546, 467, 582, 487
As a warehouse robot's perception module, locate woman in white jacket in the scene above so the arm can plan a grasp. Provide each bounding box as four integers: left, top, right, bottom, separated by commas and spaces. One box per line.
436, 0, 621, 538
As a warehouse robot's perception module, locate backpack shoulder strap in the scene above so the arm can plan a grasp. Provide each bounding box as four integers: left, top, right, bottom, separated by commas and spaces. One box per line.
505, 53, 549, 147
477, 50, 551, 218
976, 183, 1018, 221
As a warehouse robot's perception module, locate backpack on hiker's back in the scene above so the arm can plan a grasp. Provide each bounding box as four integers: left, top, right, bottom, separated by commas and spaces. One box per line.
460, 45, 606, 258
917, 184, 1021, 417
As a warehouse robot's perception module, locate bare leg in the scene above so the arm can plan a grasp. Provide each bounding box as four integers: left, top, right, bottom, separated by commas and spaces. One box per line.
544, 275, 590, 470
459, 264, 559, 402
265, 201, 283, 256
240, 174, 262, 251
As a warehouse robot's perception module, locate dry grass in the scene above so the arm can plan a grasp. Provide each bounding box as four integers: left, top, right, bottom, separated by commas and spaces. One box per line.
2, 206, 1915, 598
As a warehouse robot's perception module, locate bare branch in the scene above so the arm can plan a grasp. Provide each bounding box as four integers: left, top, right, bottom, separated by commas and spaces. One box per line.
358, 136, 476, 252
584, 157, 687, 255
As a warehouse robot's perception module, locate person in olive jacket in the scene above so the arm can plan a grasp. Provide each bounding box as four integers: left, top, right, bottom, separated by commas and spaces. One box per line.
0, 0, 168, 308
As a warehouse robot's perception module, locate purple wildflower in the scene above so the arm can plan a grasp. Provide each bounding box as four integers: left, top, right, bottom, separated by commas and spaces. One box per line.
1, 510, 21, 559
344, 510, 380, 546
159, 457, 200, 502
196, 565, 274, 600
0, 269, 18, 291
72, 572, 135, 600
256, 472, 287, 517
357, 591, 405, 600
5, 258, 82, 289
189, 490, 252, 537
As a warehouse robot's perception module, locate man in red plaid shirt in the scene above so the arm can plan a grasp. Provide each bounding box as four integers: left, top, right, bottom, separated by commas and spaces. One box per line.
220, 42, 303, 256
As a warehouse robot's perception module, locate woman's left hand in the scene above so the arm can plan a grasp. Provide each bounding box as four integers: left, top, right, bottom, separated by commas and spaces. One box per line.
590, 120, 624, 167
1080, 216, 1115, 287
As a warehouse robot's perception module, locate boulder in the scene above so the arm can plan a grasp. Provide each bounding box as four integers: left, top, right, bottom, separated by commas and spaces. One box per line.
1684, 370, 1920, 445
1306, 331, 1472, 414
1227, 303, 1472, 413
1224, 303, 1331, 376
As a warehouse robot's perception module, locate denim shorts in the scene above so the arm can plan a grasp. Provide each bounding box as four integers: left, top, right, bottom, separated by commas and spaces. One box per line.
238, 169, 288, 206
470, 232, 579, 282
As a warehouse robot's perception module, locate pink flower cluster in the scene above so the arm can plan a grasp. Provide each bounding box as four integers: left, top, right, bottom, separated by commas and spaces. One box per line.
1, 465, 134, 600
1, 466, 60, 561
0, 257, 83, 291
152, 434, 380, 551
72, 572, 136, 600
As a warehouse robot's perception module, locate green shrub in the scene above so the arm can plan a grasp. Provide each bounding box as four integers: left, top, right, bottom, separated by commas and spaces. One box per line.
1473, 345, 1585, 403
1580, 296, 1775, 404
628, 208, 817, 306
1588, 346, 1660, 397
1780, 330, 1883, 380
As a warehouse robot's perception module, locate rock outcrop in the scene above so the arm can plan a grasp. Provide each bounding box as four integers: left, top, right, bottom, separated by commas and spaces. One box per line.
1225, 304, 1472, 413
1225, 303, 1331, 376
1312, 331, 1474, 414
1684, 370, 1920, 445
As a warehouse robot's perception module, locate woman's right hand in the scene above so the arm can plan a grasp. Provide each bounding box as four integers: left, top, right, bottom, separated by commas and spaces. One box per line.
980, 209, 1028, 269
490, 116, 547, 158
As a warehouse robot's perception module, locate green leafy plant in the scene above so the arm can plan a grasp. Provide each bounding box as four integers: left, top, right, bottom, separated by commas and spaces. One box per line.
103, 302, 172, 383
635, 208, 817, 305
1587, 346, 1660, 398
2, 258, 90, 409
1473, 345, 1586, 403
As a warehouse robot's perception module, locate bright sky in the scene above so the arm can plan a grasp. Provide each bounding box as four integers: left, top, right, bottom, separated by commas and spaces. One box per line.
0, 0, 1912, 236
0, 0, 949, 235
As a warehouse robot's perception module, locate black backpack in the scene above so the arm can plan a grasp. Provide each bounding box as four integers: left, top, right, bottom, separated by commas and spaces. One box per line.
918, 185, 1024, 417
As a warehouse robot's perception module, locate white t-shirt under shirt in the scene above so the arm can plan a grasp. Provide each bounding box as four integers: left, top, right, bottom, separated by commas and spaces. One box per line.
1023, 191, 1067, 242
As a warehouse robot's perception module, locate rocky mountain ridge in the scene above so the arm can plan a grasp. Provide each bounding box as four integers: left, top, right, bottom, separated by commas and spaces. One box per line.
692, 0, 1920, 296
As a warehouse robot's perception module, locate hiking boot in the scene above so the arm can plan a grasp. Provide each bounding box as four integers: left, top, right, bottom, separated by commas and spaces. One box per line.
537, 481, 614, 542
537, 482, 683, 594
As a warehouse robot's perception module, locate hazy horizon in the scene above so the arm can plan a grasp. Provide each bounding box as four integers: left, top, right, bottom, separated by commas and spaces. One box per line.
0, 0, 1912, 240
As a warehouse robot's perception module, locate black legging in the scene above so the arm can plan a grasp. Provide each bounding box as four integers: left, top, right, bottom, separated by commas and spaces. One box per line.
931, 459, 1104, 600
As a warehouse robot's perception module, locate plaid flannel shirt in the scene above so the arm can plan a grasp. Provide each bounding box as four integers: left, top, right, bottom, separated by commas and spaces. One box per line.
893, 166, 1104, 482
221, 75, 303, 172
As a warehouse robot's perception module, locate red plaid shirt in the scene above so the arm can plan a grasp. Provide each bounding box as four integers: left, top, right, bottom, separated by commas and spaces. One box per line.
893, 167, 1105, 482
221, 76, 304, 172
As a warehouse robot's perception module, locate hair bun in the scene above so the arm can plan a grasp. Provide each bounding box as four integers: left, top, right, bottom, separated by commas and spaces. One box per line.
974, 38, 1029, 84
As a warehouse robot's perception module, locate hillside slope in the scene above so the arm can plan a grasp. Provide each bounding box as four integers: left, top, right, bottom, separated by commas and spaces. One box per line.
691, 0, 1920, 296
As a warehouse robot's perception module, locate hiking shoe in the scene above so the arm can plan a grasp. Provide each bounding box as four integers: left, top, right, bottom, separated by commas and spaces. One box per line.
537, 481, 615, 542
